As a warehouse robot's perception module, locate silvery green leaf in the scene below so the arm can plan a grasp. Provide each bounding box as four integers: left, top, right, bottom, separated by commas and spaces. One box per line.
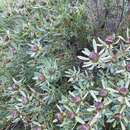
106, 87, 118, 93
125, 97, 130, 107
118, 97, 124, 103
90, 91, 98, 101
117, 80, 124, 86
90, 112, 100, 126
125, 80, 130, 88
12, 78, 23, 85
75, 116, 85, 124
120, 105, 126, 113
12, 117, 21, 123
104, 99, 112, 106
87, 107, 95, 112
112, 121, 117, 128
127, 28, 129, 38
101, 79, 107, 88
93, 39, 97, 53
118, 36, 126, 42
97, 37, 106, 45
124, 117, 128, 124
19, 90, 26, 97
77, 56, 89, 60
64, 105, 72, 111
32, 121, 41, 126
107, 118, 115, 123
56, 104, 63, 112
120, 121, 126, 130
69, 91, 75, 97
83, 92, 88, 100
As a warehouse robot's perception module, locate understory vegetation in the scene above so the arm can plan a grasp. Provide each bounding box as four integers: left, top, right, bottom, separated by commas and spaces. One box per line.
1, 0, 130, 130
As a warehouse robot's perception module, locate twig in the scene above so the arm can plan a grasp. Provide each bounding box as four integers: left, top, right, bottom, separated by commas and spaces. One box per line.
27, 85, 48, 96
116, 0, 125, 32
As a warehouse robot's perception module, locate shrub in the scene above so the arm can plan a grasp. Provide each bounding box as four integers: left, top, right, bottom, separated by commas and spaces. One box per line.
55, 29, 130, 130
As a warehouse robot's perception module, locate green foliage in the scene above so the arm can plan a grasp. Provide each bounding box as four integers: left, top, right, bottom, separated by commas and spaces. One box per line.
58, 32, 130, 130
